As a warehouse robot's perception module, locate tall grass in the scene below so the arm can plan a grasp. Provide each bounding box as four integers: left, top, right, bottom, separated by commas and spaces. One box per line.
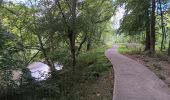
118, 43, 143, 54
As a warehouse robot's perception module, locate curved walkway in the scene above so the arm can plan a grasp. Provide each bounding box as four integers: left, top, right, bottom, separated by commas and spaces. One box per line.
105, 45, 170, 100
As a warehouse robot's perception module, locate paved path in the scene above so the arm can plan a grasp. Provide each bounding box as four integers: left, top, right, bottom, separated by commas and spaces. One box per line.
105, 45, 170, 100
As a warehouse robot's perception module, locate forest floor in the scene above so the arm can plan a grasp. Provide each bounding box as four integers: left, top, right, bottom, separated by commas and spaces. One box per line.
125, 53, 170, 87
75, 67, 113, 100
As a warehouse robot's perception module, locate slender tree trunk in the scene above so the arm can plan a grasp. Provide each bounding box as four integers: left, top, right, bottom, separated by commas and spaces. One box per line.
31, 4, 56, 76
68, 30, 76, 66
49, 35, 57, 76
145, 27, 151, 51
168, 40, 170, 56
57, 0, 77, 66
150, 0, 156, 55
37, 35, 56, 73
26, 51, 39, 65
159, 0, 166, 51
77, 32, 88, 56
164, 32, 167, 49
69, 0, 77, 66
145, 4, 151, 51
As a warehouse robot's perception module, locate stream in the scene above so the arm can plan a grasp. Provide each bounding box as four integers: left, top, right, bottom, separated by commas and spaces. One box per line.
12, 62, 63, 81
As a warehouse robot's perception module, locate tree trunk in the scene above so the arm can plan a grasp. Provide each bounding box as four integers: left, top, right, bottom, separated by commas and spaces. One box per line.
68, 30, 76, 66
49, 35, 57, 77
145, 27, 151, 51
77, 32, 88, 56
37, 35, 56, 74
159, 0, 166, 51
168, 40, 170, 56
145, 3, 151, 51
57, 0, 77, 66
68, 0, 77, 66
150, 0, 156, 55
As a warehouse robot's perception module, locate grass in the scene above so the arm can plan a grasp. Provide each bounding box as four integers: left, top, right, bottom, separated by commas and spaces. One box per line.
118, 43, 169, 60
118, 43, 143, 54
118, 44, 131, 54
59, 45, 114, 100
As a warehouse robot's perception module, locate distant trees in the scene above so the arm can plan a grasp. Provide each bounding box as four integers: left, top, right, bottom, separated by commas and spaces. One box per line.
159, 0, 166, 51
115, 0, 170, 56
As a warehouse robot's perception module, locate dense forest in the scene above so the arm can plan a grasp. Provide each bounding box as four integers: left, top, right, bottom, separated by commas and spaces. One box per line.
1, 0, 170, 100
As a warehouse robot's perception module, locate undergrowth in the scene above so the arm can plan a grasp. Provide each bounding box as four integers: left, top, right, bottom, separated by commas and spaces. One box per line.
59, 45, 113, 100
118, 43, 143, 54
118, 44, 170, 62
0, 45, 113, 100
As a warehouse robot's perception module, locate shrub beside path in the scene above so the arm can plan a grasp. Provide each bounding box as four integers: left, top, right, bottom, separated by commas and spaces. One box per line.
105, 45, 170, 100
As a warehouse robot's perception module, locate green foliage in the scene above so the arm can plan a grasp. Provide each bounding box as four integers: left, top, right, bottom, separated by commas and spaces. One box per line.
59, 45, 112, 100
118, 44, 131, 53
0, 19, 27, 91
0, 0, 114, 99
0, 79, 60, 100
118, 44, 143, 54
77, 46, 111, 73
115, 0, 148, 34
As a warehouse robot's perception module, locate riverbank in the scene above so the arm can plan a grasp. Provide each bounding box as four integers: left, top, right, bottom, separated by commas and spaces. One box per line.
0, 45, 114, 100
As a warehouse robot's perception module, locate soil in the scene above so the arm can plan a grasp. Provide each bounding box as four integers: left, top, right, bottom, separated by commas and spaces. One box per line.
77, 68, 114, 100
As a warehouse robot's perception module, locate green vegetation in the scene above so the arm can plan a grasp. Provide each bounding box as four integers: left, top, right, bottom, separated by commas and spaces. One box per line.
118, 44, 131, 54
118, 44, 143, 54
118, 43, 170, 61
115, 0, 170, 56
0, 45, 113, 100
2, 0, 170, 99
0, 0, 115, 99
59, 46, 113, 100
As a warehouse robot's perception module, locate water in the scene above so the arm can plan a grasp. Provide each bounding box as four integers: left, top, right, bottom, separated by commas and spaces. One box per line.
28, 62, 63, 80
12, 62, 63, 81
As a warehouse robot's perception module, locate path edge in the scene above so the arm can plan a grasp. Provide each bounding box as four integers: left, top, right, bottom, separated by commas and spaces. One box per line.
105, 51, 116, 100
